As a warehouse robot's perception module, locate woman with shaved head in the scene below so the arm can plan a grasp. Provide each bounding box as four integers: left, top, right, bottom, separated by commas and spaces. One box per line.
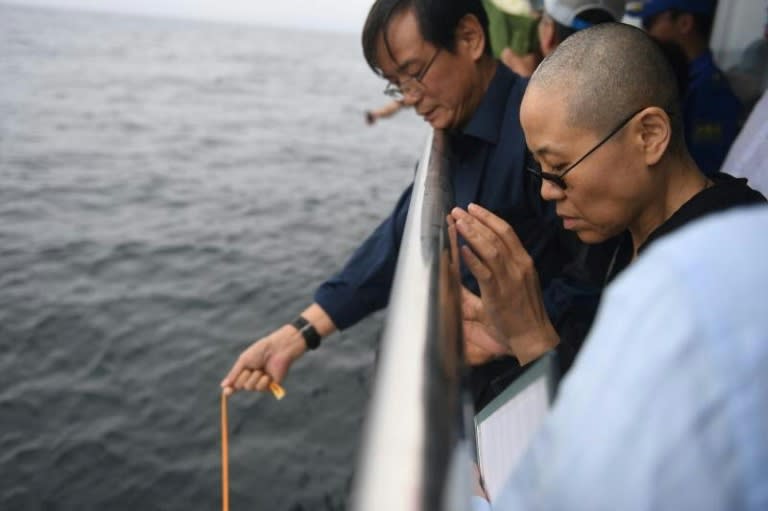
452, 22, 765, 370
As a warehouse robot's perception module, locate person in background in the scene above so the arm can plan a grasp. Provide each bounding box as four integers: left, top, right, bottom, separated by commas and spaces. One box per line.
473, 205, 768, 511
726, 4, 768, 113
481, 0, 542, 74
222, 0, 612, 410
629, 0, 744, 175
498, 0, 625, 77
452, 23, 764, 381
365, 98, 405, 124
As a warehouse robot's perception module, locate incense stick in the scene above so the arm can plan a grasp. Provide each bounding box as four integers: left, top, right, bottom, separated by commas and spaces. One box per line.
221, 381, 285, 510
269, 382, 286, 400
221, 391, 229, 511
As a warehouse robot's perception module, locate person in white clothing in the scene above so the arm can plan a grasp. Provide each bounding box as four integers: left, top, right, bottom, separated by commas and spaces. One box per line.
720, 91, 768, 195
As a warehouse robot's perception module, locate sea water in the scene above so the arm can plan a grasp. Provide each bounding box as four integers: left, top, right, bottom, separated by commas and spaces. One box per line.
0, 4, 426, 509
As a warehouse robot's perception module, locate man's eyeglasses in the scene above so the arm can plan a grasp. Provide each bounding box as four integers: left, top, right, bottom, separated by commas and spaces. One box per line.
526, 108, 647, 190
383, 47, 441, 101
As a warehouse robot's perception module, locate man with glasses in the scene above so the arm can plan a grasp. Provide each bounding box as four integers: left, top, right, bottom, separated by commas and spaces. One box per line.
222, 0, 614, 409
629, 0, 744, 175
451, 23, 764, 378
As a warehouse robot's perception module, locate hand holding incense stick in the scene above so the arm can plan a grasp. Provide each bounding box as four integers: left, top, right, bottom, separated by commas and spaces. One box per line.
221, 372, 286, 400
221, 381, 285, 400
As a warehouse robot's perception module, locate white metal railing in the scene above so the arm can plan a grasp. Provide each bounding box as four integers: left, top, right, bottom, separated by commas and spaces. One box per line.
350, 130, 474, 511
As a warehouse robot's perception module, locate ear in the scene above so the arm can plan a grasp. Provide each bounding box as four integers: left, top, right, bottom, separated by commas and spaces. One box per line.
455, 14, 486, 61
636, 107, 672, 166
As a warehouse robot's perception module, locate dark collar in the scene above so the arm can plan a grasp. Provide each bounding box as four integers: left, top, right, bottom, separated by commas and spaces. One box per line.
607, 173, 765, 284
459, 62, 519, 144
640, 173, 763, 253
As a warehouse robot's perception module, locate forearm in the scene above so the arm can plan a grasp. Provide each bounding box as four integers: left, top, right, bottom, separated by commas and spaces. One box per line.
313, 183, 413, 330
298, 303, 337, 338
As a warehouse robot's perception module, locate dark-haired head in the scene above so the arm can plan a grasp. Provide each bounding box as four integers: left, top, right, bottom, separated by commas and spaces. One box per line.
360, 0, 497, 130
362, 0, 491, 75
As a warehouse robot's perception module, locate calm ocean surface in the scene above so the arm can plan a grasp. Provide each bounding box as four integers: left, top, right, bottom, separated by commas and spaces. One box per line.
0, 4, 426, 509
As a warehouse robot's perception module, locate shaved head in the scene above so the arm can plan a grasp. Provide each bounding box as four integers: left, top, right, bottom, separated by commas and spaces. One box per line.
529, 22, 684, 151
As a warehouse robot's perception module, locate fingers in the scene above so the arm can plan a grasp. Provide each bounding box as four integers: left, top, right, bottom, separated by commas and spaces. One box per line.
221, 356, 249, 392
451, 208, 508, 273
226, 368, 274, 393
252, 372, 273, 392
452, 206, 501, 250
466, 203, 526, 255
220, 338, 274, 396
452, 212, 500, 284
451, 204, 525, 257
451, 205, 532, 287
242, 370, 263, 391
220, 325, 302, 396
460, 245, 493, 285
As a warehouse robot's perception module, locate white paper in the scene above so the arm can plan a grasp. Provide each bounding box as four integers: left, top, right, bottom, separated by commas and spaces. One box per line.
476, 376, 550, 503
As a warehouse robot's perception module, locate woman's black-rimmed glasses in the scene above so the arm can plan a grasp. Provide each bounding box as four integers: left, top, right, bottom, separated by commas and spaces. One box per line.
526, 107, 647, 190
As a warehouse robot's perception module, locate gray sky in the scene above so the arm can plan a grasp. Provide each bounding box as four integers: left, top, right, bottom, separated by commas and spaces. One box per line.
5, 0, 376, 32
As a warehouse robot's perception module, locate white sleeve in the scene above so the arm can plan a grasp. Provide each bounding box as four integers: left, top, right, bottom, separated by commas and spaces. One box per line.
471, 496, 492, 511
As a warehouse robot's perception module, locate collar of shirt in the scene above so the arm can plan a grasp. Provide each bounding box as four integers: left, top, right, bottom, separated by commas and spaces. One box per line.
458, 62, 518, 145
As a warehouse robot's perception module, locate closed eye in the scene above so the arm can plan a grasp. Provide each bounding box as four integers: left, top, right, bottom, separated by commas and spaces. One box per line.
550, 165, 567, 174
539, 161, 567, 174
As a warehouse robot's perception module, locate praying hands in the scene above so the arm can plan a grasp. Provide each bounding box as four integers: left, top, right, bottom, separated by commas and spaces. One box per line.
452, 204, 560, 366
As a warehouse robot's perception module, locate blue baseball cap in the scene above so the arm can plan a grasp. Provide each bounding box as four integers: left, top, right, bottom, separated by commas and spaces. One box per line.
627, 0, 716, 20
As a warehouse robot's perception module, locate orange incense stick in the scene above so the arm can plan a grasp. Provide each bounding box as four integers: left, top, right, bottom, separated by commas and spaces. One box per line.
269, 382, 286, 400
221, 391, 229, 511
220, 381, 284, 511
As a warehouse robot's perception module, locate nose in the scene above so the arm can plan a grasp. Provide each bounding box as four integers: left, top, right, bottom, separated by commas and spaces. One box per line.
540, 178, 565, 202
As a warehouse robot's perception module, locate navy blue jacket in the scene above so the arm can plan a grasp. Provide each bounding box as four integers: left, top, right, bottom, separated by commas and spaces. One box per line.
684, 50, 744, 175
314, 64, 610, 407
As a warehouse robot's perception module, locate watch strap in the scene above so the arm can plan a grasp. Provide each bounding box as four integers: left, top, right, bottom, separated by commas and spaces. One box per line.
290, 316, 322, 350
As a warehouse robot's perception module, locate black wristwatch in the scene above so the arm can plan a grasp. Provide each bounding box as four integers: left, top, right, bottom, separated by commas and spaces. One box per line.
290, 316, 322, 350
